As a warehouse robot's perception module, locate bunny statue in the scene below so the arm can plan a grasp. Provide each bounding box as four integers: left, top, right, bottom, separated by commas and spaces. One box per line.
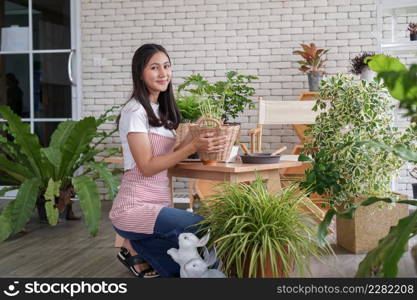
167, 232, 210, 277
182, 248, 226, 278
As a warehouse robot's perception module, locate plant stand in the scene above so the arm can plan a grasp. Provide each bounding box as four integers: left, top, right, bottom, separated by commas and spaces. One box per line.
336, 194, 409, 254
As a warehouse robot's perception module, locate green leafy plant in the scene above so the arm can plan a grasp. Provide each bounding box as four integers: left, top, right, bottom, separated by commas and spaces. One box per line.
196, 177, 331, 278
293, 43, 329, 74
0, 105, 121, 241
177, 71, 258, 121
176, 94, 202, 123
365, 54, 417, 123
302, 73, 415, 207
316, 55, 417, 277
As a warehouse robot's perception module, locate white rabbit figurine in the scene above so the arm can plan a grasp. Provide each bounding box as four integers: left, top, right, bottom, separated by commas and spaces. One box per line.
182, 248, 226, 278
167, 232, 210, 277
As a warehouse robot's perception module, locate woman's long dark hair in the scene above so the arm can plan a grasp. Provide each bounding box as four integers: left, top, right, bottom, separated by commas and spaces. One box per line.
117, 44, 181, 130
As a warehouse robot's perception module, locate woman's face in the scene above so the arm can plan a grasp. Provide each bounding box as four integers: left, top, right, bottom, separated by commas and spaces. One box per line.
142, 51, 172, 95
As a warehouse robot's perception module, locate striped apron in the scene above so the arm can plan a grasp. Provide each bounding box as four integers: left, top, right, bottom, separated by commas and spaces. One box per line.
109, 133, 176, 234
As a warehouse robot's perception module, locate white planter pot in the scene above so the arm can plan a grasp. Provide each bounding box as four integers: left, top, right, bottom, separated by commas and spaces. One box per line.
360, 66, 376, 82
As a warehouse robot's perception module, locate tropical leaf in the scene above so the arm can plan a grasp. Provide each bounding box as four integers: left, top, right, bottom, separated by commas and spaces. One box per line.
365, 54, 407, 73
0, 201, 15, 241
0, 106, 44, 179
41, 147, 62, 178
72, 176, 100, 236
355, 210, 417, 278
44, 178, 61, 226
49, 120, 76, 149
58, 117, 97, 179
87, 162, 119, 201
0, 153, 33, 183
10, 178, 42, 234
317, 205, 357, 247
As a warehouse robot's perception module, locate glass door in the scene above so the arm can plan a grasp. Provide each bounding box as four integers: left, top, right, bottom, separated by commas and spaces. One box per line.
0, 0, 80, 196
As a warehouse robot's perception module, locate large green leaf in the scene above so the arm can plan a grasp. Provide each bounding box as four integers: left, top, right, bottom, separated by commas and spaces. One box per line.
0, 106, 44, 179
49, 120, 76, 149
72, 176, 100, 236
44, 178, 61, 226
0, 201, 15, 241
41, 147, 62, 178
365, 54, 407, 73
58, 117, 97, 179
317, 205, 357, 247
87, 162, 119, 201
0, 153, 33, 183
10, 178, 42, 234
355, 210, 417, 278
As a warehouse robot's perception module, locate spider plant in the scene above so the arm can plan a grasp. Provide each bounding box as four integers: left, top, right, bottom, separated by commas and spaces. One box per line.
196, 177, 332, 278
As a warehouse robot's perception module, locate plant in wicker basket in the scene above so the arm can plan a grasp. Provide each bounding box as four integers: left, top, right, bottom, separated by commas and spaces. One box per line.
188, 94, 240, 165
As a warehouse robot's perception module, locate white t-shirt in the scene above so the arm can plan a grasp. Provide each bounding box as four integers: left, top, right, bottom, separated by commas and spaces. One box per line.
118, 99, 175, 170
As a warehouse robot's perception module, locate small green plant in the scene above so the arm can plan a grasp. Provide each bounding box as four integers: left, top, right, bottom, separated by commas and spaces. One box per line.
196, 177, 331, 278
293, 43, 329, 74
176, 94, 202, 123
177, 71, 258, 121
0, 105, 121, 241
302, 73, 415, 207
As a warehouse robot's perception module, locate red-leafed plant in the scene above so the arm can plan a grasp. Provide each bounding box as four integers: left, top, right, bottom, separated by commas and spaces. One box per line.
407, 22, 417, 34
293, 43, 329, 74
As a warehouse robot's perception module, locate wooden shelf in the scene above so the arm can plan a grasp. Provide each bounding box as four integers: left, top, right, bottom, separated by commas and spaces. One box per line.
381, 42, 417, 53
380, 0, 417, 13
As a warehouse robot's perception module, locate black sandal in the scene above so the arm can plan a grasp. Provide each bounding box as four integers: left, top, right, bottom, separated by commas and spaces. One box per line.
117, 247, 160, 278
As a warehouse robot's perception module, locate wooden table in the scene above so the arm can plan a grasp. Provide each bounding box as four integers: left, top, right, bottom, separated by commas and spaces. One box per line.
105, 157, 303, 247
167, 161, 302, 199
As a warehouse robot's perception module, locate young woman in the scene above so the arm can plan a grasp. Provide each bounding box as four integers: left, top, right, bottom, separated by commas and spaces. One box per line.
109, 44, 227, 278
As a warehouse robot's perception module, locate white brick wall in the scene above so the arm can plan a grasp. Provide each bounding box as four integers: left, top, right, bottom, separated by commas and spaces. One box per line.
81, 0, 416, 199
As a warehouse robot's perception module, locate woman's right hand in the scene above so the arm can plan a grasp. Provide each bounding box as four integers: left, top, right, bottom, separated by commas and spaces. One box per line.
192, 132, 228, 153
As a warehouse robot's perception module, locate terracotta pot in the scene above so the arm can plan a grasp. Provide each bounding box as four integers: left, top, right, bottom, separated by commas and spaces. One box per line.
229, 249, 293, 278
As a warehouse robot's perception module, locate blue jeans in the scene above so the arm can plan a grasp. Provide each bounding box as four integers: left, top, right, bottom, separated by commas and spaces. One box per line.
113, 207, 205, 278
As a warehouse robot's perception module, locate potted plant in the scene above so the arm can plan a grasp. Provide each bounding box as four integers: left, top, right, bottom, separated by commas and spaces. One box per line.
188, 94, 240, 165
349, 51, 376, 81
301, 73, 415, 253
407, 22, 417, 41
177, 71, 258, 123
411, 167, 417, 199
293, 43, 329, 92
196, 177, 331, 278
0, 105, 120, 241
314, 55, 417, 277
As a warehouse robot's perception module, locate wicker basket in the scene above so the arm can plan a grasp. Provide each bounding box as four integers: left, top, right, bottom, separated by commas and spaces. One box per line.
189, 117, 240, 165
174, 122, 191, 148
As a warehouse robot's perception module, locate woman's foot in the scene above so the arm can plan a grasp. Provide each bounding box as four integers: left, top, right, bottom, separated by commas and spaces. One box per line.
120, 241, 159, 278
